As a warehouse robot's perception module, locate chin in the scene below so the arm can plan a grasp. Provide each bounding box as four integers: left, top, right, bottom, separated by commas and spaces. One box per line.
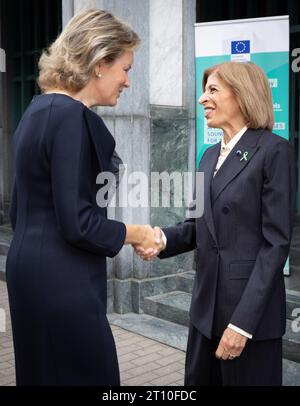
109, 99, 118, 107
206, 120, 219, 128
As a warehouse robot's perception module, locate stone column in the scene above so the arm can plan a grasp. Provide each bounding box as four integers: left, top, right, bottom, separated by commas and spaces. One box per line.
62, 0, 74, 27
149, 0, 196, 278
74, 0, 96, 13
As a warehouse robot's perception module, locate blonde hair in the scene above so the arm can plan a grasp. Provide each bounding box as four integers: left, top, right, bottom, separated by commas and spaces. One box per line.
38, 9, 140, 92
202, 62, 274, 131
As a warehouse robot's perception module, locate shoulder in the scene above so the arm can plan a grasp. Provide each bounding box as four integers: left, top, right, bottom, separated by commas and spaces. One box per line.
259, 129, 292, 151
28, 94, 85, 129
202, 142, 220, 159
258, 130, 294, 171
197, 142, 220, 168
49, 94, 85, 120
195, 142, 220, 172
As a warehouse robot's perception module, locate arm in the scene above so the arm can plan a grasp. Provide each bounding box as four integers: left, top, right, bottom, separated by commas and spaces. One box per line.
135, 150, 210, 260
158, 218, 196, 258
50, 104, 126, 257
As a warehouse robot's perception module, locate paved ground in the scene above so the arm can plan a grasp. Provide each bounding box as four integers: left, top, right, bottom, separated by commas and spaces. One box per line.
0, 280, 185, 386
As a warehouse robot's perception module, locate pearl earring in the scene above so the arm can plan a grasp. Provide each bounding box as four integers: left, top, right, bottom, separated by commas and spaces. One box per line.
96, 72, 102, 78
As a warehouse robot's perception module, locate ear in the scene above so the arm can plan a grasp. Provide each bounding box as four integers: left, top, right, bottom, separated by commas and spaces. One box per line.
95, 59, 110, 74
95, 62, 102, 73
94, 62, 104, 78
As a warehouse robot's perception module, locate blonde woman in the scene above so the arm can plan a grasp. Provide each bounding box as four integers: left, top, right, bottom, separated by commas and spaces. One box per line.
6, 9, 161, 386
137, 62, 296, 386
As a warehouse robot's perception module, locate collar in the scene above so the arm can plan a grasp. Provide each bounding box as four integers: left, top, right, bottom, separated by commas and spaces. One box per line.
221, 126, 248, 151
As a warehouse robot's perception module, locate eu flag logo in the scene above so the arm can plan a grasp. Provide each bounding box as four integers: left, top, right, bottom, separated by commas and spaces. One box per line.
231, 40, 250, 54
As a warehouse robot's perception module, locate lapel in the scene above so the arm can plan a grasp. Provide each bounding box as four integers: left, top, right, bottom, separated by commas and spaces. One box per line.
211, 128, 264, 204
83, 108, 116, 173
200, 143, 220, 243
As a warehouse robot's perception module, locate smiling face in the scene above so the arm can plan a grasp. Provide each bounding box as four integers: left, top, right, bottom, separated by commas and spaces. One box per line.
199, 72, 245, 133
93, 49, 134, 106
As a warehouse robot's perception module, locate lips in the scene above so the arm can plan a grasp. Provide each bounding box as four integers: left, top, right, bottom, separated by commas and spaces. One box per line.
204, 107, 215, 119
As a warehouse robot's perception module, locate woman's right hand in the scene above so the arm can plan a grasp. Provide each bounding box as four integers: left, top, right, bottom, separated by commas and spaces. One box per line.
125, 224, 162, 251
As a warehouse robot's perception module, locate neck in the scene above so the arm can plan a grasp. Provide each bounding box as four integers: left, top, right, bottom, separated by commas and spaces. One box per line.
222, 121, 246, 144
44, 87, 95, 108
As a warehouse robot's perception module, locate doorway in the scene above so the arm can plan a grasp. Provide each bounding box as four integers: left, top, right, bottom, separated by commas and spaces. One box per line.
0, 0, 62, 223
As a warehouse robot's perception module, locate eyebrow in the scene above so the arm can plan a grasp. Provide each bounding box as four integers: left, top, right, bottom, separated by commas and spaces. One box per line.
205, 83, 219, 91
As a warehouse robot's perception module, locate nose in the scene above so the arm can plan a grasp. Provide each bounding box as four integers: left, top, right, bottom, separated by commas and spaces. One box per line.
124, 75, 130, 88
198, 91, 208, 105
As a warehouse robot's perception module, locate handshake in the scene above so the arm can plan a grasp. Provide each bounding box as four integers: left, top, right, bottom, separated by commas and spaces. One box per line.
125, 224, 166, 261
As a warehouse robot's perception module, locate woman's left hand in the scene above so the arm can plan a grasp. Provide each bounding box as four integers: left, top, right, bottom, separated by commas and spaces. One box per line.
215, 327, 248, 361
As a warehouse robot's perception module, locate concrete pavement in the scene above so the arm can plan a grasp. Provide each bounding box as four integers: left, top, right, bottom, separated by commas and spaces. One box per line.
0, 280, 185, 386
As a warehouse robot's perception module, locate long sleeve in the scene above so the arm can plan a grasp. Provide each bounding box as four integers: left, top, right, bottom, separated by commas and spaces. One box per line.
49, 103, 126, 257
229, 140, 296, 335
158, 217, 196, 258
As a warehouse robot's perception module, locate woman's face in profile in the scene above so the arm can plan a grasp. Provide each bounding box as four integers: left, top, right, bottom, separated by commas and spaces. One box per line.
93, 50, 134, 106
198, 73, 243, 130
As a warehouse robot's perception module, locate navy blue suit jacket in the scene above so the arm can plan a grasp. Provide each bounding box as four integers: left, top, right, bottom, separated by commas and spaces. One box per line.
160, 129, 296, 340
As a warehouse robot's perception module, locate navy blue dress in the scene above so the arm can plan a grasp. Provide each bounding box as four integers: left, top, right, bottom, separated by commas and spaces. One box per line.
6, 94, 126, 386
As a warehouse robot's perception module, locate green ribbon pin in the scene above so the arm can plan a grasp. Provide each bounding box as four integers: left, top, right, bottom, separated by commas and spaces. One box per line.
240, 151, 248, 162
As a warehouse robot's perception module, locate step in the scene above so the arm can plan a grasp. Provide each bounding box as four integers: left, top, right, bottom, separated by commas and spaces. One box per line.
0, 255, 6, 282
176, 271, 195, 293
290, 264, 300, 273
108, 312, 188, 351
283, 319, 300, 363
143, 288, 300, 328
143, 291, 191, 327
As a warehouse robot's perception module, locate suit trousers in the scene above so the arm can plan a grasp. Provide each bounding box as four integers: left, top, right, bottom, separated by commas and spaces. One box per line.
185, 324, 282, 386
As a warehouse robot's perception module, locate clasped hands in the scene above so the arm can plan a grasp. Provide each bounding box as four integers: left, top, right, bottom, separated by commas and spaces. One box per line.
133, 225, 165, 261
